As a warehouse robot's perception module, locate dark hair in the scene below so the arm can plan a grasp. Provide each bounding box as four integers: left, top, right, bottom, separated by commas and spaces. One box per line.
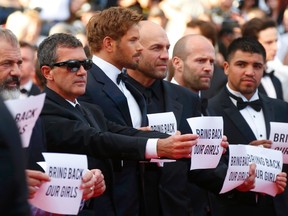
227, 37, 266, 62
186, 19, 217, 46
86, 7, 143, 53
241, 17, 277, 39
37, 33, 83, 67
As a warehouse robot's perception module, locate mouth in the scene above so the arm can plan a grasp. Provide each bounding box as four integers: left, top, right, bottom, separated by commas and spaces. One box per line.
74, 79, 86, 85
4, 80, 20, 89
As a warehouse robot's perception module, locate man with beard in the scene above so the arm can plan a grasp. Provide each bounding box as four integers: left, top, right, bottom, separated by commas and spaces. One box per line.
208, 37, 288, 216
79, 7, 149, 215
0, 28, 105, 214
125, 20, 200, 216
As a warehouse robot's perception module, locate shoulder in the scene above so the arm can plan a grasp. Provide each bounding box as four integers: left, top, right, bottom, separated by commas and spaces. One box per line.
162, 80, 199, 99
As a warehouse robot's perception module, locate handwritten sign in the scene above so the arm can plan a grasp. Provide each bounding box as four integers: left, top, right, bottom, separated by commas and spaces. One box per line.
29, 153, 88, 215
187, 116, 223, 170
269, 122, 288, 164
147, 112, 177, 135
147, 112, 177, 166
220, 145, 283, 196
4, 93, 45, 148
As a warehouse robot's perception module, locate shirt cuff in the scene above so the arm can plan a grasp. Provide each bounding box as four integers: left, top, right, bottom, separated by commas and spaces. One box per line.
145, 138, 159, 159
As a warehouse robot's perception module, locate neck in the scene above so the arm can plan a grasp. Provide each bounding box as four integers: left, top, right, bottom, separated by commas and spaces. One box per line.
127, 69, 155, 87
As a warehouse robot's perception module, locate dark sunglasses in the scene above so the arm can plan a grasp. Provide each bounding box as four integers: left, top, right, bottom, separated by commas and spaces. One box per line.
51, 59, 93, 72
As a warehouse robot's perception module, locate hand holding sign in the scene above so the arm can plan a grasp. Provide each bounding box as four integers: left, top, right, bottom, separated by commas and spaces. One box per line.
220, 145, 284, 196
249, 139, 272, 148
235, 163, 256, 192
29, 153, 88, 215
81, 169, 106, 200
275, 172, 287, 194
26, 170, 50, 199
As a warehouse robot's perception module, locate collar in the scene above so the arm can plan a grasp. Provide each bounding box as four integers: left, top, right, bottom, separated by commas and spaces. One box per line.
226, 83, 259, 102
20, 80, 33, 92
65, 99, 80, 107
127, 75, 161, 100
170, 77, 179, 85
92, 55, 121, 85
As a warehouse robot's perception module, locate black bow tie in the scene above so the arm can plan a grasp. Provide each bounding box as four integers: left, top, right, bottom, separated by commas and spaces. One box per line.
20, 88, 28, 94
263, 70, 274, 78
237, 100, 262, 111
226, 88, 262, 112
116, 68, 128, 84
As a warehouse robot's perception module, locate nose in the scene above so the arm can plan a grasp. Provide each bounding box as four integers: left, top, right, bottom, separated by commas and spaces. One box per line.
203, 61, 214, 73
10, 63, 21, 77
245, 65, 255, 76
160, 49, 169, 60
136, 41, 144, 52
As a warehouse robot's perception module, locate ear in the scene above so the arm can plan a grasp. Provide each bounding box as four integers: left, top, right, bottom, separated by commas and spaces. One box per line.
103, 36, 114, 53
172, 56, 183, 73
41, 65, 54, 81
223, 61, 229, 76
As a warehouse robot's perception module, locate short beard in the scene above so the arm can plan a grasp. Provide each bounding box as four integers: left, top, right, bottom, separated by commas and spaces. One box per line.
0, 88, 20, 100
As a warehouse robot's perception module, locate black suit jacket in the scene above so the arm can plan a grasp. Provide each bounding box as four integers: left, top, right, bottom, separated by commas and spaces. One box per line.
208, 88, 288, 216
79, 64, 146, 216
28, 83, 41, 96
41, 87, 168, 215
0, 98, 31, 215
127, 77, 204, 216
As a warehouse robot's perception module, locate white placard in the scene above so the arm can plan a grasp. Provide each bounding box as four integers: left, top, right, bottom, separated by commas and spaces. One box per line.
29, 153, 88, 215
187, 116, 223, 170
4, 93, 46, 148
147, 112, 177, 166
220, 145, 283, 197
269, 122, 288, 163
147, 112, 177, 135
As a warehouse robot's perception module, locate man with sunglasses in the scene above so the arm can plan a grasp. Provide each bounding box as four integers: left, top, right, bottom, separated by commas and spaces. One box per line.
38, 32, 201, 215
0, 28, 105, 215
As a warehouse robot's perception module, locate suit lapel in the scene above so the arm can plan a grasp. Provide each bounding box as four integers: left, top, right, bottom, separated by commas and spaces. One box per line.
90, 65, 133, 126
260, 94, 274, 138
162, 81, 183, 127
44, 87, 93, 125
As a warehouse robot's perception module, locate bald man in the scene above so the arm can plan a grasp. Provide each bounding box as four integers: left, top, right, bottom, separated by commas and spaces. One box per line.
171, 34, 216, 96
126, 20, 201, 215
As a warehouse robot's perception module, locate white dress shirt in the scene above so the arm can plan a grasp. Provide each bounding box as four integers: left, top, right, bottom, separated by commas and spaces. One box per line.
92, 55, 158, 158
227, 84, 267, 140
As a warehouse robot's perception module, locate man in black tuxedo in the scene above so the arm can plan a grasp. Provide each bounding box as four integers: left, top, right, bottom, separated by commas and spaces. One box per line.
0, 29, 105, 215
78, 7, 147, 215
19, 41, 41, 97
171, 34, 220, 215
125, 20, 201, 216
208, 37, 288, 216
37, 32, 200, 215
241, 18, 283, 100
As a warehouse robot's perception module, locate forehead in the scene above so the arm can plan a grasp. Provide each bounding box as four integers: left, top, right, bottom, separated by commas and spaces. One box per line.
55, 46, 87, 61
230, 50, 265, 63
186, 38, 215, 58
123, 24, 140, 38
0, 41, 21, 60
143, 33, 169, 48
258, 27, 277, 41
